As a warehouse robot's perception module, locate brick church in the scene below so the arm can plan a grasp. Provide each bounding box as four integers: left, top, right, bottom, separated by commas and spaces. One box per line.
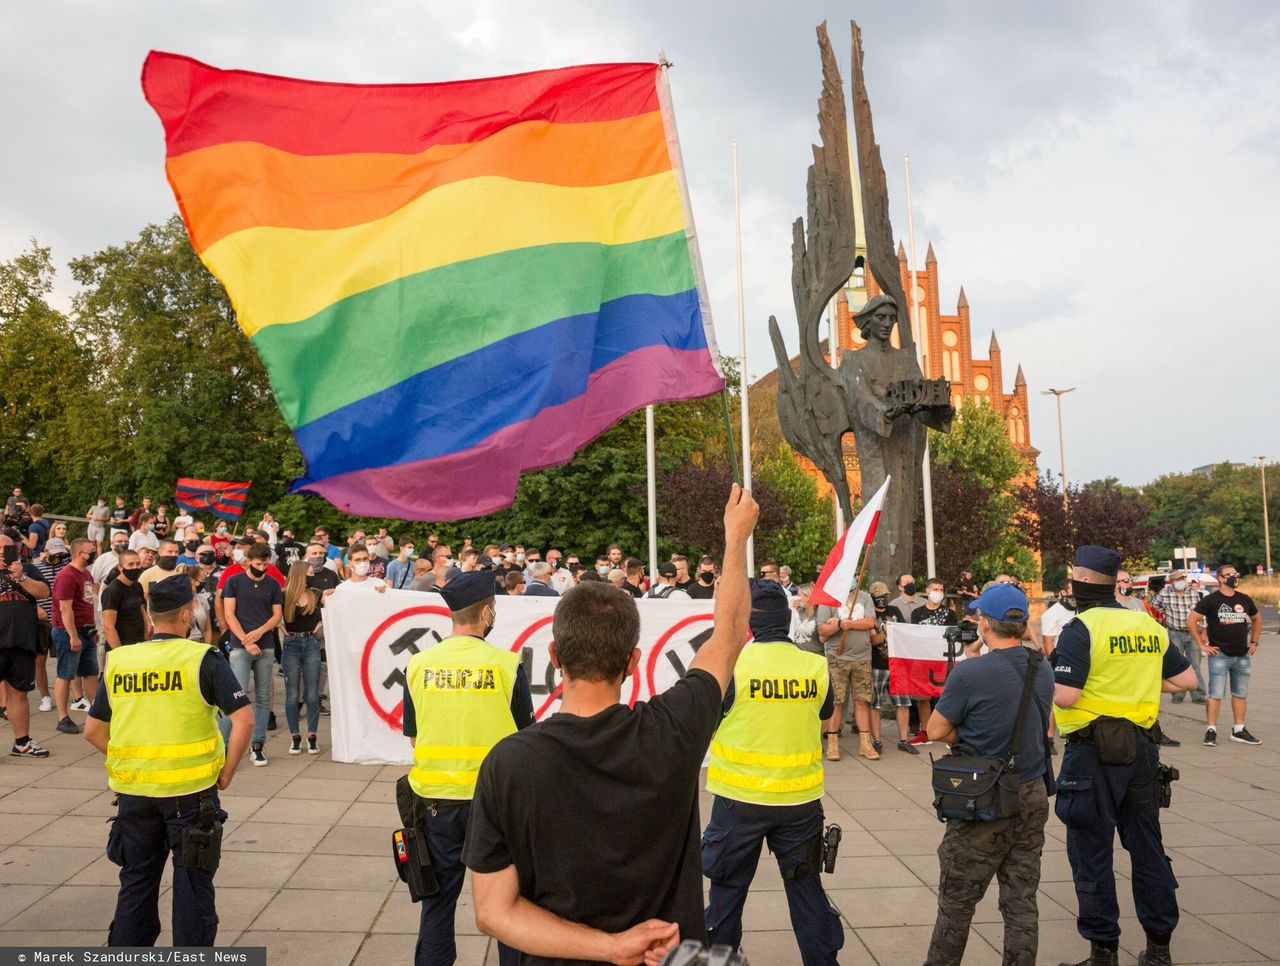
754, 239, 1038, 503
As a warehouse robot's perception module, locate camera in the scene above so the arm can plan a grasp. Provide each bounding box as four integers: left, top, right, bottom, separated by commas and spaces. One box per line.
942, 623, 979, 647
660, 940, 748, 966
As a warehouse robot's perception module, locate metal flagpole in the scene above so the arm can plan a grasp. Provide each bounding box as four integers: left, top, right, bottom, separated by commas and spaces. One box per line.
646, 405, 659, 583
733, 138, 754, 575
903, 153, 936, 578
1257, 456, 1272, 581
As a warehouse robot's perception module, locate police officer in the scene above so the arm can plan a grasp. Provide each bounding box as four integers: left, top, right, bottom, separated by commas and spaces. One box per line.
702, 579, 843, 965
923, 583, 1055, 966
401, 570, 535, 965
83, 574, 254, 946
1053, 547, 1198, 966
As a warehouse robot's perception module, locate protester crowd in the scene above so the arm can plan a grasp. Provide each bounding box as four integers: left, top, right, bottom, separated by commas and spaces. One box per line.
0, 484, 1267, 966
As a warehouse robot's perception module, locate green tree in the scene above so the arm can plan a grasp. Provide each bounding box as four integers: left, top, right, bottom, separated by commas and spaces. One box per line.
1142, 463, 1275, 572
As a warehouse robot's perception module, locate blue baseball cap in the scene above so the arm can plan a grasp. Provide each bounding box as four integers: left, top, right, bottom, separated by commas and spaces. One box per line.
971, 583, 1029, 621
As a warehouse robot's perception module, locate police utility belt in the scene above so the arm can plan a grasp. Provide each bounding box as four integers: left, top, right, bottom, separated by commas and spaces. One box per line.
1066, 717, 1180, 805
931, 649, 1053, 823
109, 791, 223, 875
390, 776, 442, 901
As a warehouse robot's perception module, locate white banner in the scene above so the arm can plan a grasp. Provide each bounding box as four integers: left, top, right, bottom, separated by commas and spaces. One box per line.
323, 585, 716, 765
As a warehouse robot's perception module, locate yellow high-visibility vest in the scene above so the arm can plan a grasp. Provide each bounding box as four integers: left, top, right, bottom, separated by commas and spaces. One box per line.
406, 636, 521, 800
104, 638, 224, 797
707, 642, 829, 806
1054, 606, 1166, 735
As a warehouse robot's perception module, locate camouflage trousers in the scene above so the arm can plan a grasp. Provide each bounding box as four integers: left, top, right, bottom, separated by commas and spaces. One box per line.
924, 778, 1049, 966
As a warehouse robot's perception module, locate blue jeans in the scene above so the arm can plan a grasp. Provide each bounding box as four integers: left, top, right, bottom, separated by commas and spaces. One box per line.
282, 633, 322, 736
1166, 628, 1204, 699
219, 647, 273, 745
1207, 654, 1251, 700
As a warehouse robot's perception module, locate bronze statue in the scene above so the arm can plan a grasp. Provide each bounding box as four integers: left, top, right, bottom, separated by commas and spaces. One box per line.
769, 21, 952, 580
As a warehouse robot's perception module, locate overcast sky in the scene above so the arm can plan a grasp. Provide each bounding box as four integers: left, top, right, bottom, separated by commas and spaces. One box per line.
4, 1, 1278, 485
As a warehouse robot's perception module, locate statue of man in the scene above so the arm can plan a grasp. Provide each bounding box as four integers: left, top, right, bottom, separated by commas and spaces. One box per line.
840, 294, 952, 577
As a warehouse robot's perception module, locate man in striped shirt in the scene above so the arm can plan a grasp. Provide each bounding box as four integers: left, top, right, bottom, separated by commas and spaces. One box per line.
1153, 571, 1207, 704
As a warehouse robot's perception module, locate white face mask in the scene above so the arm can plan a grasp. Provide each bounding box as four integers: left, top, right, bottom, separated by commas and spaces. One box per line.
516, 552, 525, 563
1173, 580, 1188, 592
403, 547, 414, 557
352, 561, 370, 577
232, 549, 246, 563
927, 590, 945, 604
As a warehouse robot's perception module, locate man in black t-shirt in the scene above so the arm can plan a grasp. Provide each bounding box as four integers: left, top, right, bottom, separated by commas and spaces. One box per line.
100, 550, 150, 650
462, 485, 759, 965
687, 556, 717, 600
1189, 564, 1262, 746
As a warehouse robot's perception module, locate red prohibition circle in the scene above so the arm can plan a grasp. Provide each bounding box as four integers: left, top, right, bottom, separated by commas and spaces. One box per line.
644, 613, 715, 696
508, 614, 642, 715
360, 604, 451, 731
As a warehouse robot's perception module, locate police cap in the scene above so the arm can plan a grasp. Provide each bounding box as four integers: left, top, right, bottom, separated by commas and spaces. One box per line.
149, 574, 194, 612
1074, 545, 1121, 580
750, 578, 790, 613
436, 570, 495, 612
972, 583, 1028, 621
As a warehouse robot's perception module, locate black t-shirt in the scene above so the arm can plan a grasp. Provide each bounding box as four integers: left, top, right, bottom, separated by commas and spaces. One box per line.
282, 572, 328, 636
89, 637, 251, 721
686, 576, 716, 600
110, 507, 130, 529
872, 606, 903, 669
221, 571, 284, 646
462, 670, 723, 964
1193, 591, 1258, 656
276, 539, 304, 568
1053, 602, 1191, 689
0, 562, 46, 653
911, 603, 958, 627
100, 578, 148, 646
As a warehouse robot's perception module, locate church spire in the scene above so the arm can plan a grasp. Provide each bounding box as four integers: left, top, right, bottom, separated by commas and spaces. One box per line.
957, 286, 968, 309
1014, 364, 1025, 386
925, 242, 937, 264
896, 240, 907, 261
989, 331, 1001, 354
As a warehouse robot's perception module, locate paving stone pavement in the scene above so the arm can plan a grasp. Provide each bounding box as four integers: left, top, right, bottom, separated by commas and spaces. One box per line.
2, 617, 1278, 964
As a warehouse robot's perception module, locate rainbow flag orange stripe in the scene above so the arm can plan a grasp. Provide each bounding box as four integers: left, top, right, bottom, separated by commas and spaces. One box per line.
142, 52, 723, 520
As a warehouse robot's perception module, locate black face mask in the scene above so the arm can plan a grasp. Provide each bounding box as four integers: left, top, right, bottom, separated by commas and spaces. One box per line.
1118, 586, 1132, 597
198, 552, 216, 566
84, 551, 97, 566
186, 540, 200, 552
872, 595, 889, 609
1060, 596, 1077, 611
122, 567, 145, 582
1224, 575, 1240, 588
901, 582, 917, 597
157, 556, 179, 571
699, 571, 716, 584
249, 564, 268, 577
112, 545, 127, 556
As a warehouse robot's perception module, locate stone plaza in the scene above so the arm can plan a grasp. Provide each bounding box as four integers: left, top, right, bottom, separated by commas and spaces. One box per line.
2, 616, 1278, 965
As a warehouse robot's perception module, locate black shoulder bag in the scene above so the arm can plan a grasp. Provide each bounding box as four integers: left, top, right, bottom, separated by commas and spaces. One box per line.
931, 649, 1043, 823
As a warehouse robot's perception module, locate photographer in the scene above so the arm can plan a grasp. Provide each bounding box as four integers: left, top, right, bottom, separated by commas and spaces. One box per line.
923, 584, 1054, 966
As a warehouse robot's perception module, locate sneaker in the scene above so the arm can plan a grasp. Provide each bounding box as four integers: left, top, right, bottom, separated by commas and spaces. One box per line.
908, 730, 932, 746
1203, 728, 1217, 747
70, 697, 90, 712
1171, 692, 1185, 703
250, 744, 269, 766
318, 698, 331, 717
38, 695, 53, 713
11, 739, 50, 758
289, 735, 303, 755
267, 711, 278, 732
307, 734, 319, 755
872, 739, 883, 755
56, 717, 81, 735
1231, 727, 1262, 745
897, 739, 919, 755
1192, 695, 1207, 705
1155, 732, 1181, 748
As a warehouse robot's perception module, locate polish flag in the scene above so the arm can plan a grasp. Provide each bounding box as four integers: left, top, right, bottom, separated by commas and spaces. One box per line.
810, 476, 891, 608
886, 623, 969, 698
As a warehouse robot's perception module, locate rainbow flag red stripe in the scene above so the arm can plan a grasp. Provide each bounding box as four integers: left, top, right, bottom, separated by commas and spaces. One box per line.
175, 478, 250, 521
142, 53, 723, 520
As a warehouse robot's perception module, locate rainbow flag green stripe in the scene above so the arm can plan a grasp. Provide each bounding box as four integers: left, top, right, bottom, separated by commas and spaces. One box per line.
254, 231, 696, 430
142, 51, 723, 520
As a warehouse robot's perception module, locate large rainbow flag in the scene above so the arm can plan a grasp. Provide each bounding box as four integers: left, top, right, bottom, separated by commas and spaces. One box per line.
142, 52, 724, 520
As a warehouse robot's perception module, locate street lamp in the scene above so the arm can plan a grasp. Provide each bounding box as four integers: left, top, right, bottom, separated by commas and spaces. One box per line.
1041, 388, 1076, 512
1257, 456, 1273, 580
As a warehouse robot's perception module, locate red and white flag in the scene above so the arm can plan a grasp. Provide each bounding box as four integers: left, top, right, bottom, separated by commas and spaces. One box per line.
810, 476, 891, 608
886, 623, 970, 698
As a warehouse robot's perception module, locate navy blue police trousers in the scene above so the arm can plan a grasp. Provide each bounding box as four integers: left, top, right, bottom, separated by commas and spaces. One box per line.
702, 796, 843, 966
1056, 738, 1179, 944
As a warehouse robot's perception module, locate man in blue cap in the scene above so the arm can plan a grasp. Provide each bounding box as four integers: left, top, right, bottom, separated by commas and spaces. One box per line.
83, 574, 254, 946
400, 569, 534, 966
701, 578, 843, 965
923, 583, 1055, 966
1052, 546, 1199, 966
